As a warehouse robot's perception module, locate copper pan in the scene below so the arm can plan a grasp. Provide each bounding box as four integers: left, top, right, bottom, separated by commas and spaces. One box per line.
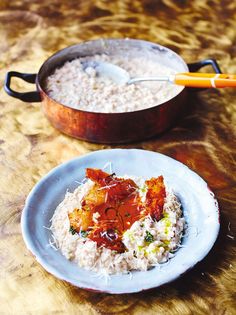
4, 39, 222, 144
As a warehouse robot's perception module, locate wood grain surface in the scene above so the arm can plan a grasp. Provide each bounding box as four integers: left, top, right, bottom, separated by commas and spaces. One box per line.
0, 1, 235, 314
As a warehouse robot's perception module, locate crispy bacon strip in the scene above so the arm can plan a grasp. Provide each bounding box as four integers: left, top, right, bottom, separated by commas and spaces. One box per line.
144, 176, 166, 221
68, 182, 105, 232
86, 168, 137, 201
88, 225, 125, 252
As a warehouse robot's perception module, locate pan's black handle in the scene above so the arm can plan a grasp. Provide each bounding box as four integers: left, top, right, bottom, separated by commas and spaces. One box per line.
4, 71, 41, 102
187, 59, 222, 74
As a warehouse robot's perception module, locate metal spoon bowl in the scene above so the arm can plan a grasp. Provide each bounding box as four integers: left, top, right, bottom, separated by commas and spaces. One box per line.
82, 60, 173, 85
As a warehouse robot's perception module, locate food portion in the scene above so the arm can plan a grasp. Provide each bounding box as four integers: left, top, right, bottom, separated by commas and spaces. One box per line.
50, 168, 185, 275
45, 54, 182, 113
68, 168, 166, 253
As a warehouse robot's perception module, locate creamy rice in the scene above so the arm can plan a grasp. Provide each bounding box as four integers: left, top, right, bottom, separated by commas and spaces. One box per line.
46, 54, 182, 113
50, 176, 185, 275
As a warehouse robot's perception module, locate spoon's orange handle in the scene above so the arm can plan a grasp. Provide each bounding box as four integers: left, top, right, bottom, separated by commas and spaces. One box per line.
174, 73, 236, 88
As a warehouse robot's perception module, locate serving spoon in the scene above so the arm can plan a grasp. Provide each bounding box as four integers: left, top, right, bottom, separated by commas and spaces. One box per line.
82, 61, 236, 88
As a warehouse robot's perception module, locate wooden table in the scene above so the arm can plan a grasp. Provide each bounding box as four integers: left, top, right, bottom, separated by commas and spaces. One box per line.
0, 1, 235, 314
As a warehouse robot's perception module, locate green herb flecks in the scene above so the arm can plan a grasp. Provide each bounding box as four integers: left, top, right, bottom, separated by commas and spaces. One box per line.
80, 230, 88, 238
140, 185, 147, 193
69, 226, 77, 235
145, 230, 154, 243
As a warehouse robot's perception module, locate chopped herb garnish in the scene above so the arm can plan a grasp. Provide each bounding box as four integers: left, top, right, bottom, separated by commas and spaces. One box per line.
69, 226, 76, 235
140, 186, 147, 193
133, 250, 137, 258
125, 212, 131, 217
80, 230, 88, 238
145, 230, 154, 243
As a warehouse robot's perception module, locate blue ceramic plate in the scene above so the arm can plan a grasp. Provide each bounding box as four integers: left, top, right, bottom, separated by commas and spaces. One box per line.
21, 149, 220, 294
